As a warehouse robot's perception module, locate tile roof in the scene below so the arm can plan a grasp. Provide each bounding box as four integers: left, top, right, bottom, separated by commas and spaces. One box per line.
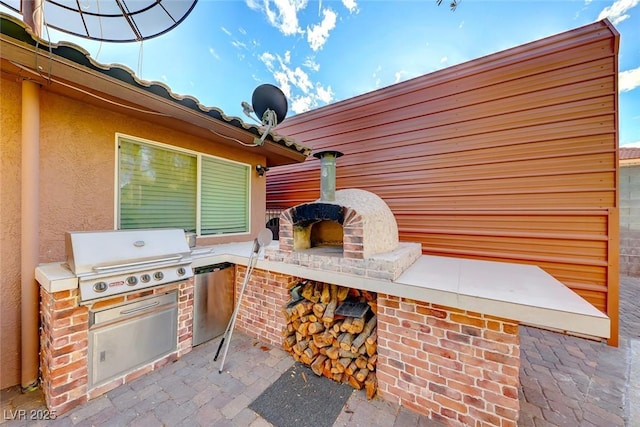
620, 148, 640, 160
0, 13, 311, 158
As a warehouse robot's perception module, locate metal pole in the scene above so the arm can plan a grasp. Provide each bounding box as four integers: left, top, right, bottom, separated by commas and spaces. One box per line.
215, 248, 259, 373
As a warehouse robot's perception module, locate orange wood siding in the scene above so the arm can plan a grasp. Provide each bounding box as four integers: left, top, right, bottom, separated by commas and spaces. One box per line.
267, 20, 620, 343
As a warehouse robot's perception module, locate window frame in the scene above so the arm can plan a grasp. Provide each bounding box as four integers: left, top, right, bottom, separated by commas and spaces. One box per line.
114, 133, 252, 237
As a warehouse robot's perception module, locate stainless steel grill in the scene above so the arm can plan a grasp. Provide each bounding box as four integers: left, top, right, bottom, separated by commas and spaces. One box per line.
65, 228, 193, 302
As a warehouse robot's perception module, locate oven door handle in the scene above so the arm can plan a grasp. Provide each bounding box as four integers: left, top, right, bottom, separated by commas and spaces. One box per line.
120, 300, 160, 316
92, 255, 183, 272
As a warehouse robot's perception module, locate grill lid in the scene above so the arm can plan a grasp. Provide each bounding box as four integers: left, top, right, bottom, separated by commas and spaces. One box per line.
66, 228, 191, 276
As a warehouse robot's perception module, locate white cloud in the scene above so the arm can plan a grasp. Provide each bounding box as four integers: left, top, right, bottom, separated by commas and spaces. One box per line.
394, 71, 407, 83
597, 0, 639, 25
246, 0, 261, 9
315, 85, 334, 103
342, 0, 358, 13
221, 26, 231, 36
250, 0, 307, 36
291, 95, 313, 113
619, 67, 640, 92
231, 40, 247, 50
307, 8, 337, 51
621, 141, 640, 147
272, 62, 312, 96
291, 67, 313, 93
259, 52, 276, 69
209, 48, 220, 60
289, 83, 334, 114
372, 65, 382, 88
459, 21, 464, 29
440, 56, 448, 63
238, 27, 247, 35
274, 70, 292, 98
260, 50, 333, 114
303, 57, 320, 72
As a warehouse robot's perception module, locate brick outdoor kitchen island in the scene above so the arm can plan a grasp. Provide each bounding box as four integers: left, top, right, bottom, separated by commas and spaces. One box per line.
37, 238, 610, 426
188, 238, 610, 427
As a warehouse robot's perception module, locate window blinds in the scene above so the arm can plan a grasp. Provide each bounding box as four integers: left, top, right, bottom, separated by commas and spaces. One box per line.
119, 139, 249, 235
201, 157, 249, 234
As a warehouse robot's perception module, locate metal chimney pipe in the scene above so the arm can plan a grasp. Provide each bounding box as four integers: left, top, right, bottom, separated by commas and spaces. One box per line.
313, 150, 343, 202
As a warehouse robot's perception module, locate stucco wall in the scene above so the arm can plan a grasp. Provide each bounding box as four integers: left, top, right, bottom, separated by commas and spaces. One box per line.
1, 76, 23, 389
0, 78, 268, 389
621, 165, 640, 277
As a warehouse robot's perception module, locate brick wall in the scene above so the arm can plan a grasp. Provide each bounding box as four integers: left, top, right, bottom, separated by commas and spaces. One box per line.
40, 288, 89, 415
376, 295, 520, 426
235, 268, 521, 426
39, 279, 194, 415
233, 265, 294, 346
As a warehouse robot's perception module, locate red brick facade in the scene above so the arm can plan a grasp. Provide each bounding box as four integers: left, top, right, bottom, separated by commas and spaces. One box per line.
234, 267, 521, 426
232, 265, 294, 346
376, 295, 520, 426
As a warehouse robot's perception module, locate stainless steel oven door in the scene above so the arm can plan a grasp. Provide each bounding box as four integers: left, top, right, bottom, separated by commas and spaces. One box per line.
88, 291, 178, 389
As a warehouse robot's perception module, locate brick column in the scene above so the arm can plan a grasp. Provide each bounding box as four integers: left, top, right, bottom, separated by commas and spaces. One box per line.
40, 288, 89, 415
177, 279, 195, 356
376, 295, 520, 427
233, 265, 295, 346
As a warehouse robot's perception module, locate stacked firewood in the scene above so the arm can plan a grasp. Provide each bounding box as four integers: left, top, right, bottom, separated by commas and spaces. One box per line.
281, 280, 378, 399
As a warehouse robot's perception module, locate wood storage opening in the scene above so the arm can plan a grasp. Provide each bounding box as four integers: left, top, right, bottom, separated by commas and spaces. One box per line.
281, 280, 378, 399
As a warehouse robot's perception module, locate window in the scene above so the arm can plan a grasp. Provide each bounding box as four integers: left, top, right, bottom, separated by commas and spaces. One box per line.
118, 136, 250, 235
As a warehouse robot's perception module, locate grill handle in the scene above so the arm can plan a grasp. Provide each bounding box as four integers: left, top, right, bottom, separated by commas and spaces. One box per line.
120, 300, 160, 316
92, 255, 184, 272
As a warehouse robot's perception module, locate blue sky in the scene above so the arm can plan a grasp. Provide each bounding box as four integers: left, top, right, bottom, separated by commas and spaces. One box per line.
2, 0, 639, 146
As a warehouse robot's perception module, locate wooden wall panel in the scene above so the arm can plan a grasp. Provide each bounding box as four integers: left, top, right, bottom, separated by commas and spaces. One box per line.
267, 20, 620, 343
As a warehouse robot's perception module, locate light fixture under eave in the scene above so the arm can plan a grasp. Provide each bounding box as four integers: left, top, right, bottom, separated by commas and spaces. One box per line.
1, 0, 198, 42
242, 84, 288, 146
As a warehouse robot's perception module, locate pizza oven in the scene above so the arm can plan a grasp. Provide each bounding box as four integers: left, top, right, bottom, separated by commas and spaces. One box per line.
265, 151, 421, 281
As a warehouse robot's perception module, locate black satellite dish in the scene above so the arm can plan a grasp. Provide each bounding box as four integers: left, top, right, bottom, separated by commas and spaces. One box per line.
251, 84, 288, 125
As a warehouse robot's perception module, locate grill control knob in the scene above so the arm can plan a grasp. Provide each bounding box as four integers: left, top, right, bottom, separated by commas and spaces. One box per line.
126, 276, 138, 286
154, 271, 164, 281
140, 274, 151, 283
94, 282, 108, 293
177, 267, 186, 276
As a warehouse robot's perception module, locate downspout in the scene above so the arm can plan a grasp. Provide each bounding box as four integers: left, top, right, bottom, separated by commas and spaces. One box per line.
21, 0, 43, 393
21, 79, 41, 391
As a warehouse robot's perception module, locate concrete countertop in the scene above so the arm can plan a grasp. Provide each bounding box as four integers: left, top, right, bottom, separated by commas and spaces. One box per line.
191, 241, 610, 340
36, 240, 610, 340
